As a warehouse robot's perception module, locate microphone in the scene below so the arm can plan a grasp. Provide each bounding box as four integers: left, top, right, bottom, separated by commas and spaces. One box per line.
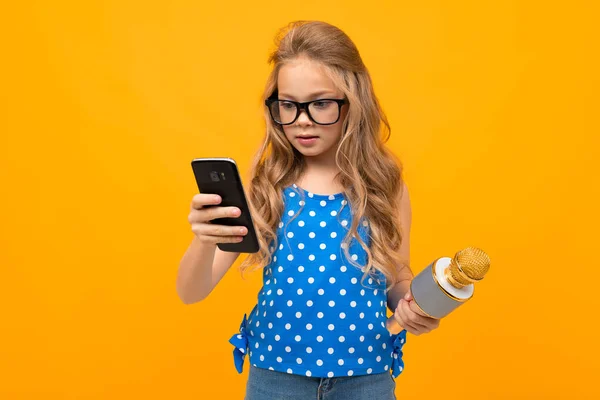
386, 247, 491, 334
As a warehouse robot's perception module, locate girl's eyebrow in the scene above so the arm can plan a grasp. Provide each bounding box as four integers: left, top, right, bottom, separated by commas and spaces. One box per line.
278, 90, 337, 100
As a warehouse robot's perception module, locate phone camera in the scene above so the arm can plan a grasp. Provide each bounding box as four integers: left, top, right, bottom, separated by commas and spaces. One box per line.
210, 171, 220, 182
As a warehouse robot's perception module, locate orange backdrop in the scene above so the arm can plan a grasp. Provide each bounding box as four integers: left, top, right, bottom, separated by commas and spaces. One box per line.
1, 1, 598, 399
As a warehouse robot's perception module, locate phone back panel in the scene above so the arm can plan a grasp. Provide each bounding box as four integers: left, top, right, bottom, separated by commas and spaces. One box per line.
191, 158, 259, 253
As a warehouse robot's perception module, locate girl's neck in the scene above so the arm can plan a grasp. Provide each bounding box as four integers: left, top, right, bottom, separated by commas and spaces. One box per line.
297, 157, 344, 195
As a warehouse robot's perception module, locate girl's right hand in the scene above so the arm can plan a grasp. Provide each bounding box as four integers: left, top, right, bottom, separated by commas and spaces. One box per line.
188, 194, 247, 245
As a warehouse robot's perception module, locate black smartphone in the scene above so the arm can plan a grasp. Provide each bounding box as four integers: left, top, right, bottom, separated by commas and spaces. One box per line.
191, 157, 259, 253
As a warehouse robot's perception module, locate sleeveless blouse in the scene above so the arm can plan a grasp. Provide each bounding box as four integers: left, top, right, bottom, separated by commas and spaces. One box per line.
229, 184, 407, 378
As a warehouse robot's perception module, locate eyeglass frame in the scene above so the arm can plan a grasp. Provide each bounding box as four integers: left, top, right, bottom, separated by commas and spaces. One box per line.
265, 96, 348, 126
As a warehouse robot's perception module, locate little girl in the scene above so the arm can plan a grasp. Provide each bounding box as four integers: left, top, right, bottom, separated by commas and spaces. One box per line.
178, 20, 439, 400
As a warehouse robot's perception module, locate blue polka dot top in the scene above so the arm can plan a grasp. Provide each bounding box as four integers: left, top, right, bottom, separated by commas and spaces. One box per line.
229, 184, 407, 378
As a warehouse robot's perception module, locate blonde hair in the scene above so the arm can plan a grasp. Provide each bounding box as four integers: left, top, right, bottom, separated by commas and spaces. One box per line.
240, 20, 409, 288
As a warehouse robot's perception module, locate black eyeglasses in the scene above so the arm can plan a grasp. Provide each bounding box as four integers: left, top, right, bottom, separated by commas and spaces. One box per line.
265, 98, 348, 125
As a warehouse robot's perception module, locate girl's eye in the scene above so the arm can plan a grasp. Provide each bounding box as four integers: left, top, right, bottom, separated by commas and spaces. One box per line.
280, 101, 296, 110
312, 100, 333, 109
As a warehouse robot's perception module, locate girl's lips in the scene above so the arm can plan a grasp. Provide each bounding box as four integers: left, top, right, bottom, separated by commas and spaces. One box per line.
297, 136, 318, 145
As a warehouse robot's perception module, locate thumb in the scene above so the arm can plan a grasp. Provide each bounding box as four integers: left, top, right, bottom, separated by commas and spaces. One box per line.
404, 290, 413, 301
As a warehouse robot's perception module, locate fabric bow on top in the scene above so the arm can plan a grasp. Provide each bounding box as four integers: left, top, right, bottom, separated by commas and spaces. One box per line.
228, 314, 249, 374
390, 329, 407, 378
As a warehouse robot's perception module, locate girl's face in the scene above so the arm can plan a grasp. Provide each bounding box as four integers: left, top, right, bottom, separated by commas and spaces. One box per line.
276, 57, 348, 163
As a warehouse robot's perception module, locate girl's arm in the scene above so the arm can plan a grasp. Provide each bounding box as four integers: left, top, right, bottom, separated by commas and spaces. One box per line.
386, 181, 414, 313
176, 236, 240, 304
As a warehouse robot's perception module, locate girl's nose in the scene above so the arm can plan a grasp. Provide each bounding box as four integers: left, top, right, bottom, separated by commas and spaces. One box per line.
295, 109, 312, 126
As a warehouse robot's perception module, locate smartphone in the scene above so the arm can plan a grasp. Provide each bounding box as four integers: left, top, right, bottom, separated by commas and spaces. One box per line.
191, 157, 259, 253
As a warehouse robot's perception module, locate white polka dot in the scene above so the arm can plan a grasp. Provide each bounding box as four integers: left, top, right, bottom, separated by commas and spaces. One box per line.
320, 221, 327, 227
308, 277, 315, 284
342, 200, 347, 205
340, 289, 346, 296
297, 289, 303, 295
339, 336, 345, 343
329, 277, 336, 284
348, 370, 354, 376
341, 220, 348, 227
289, 192, 296, 197
277, 356, 283, 362
341, 243, 348, 249
350, 324, 356, 331
368, 346, 373, 352
296, 312, 302, 318
385, 365, 389, 371
268, 345, 272, 351
288, 368, 294, 374
298, 243, 305, 249
320, 243, 327, 250
287, 300, 293, 307
318, 289, 325, 295
307, 300, 313, 307
382, 343, 387, 349
360, 313, 365, 319
319, 266, 325, 272
279, 222, 284, 228
360, 290, 365, 296
349, 347, 355, 354
320, 200, 326, 207
340, 265, 346, 272
331, 232, 338, 238
329, 300, 335, 307
288, 254, 294, 261
330, 254, 337, 260
275, 335, 281, 341
328, 372, 334, 378
256, 321, 260, 327
367, 368, 372, 374
261, 333, 265, 339
367, 301, 372, 307
317, 336, 324, 342
277, 289, 283, 295
351, 254, 358, 260
376, 312, 380, 318
266, 290, 272, 295
376, 356, 382, 362
328, 348, 334, 354
309, 254, 315, 261
288, 277, 294, 284
376, 334, 381, 340
295, 335, 302, 342
306, 347, 313, 354
368, 324, 374, 330
350, 301, 357, 308
317, 312, 324, 318
309, 211, 316, 217
279, 243, 284, 250
309, 232, 316, 238
363, 220, 369, 227
299, 200, 305, 206
306, 323, 313, 330
339, 312, 346, 319
374, 289, 378, 296
278, 266, 283, 272
285, 323, 291, 330
306, 370, 312, 376
260, 355, 265, 361
317, 359, 324, 366
358, 358, 364, 364
330, 210, 337, 216
338, 359, 344, 366
288, 210, 294, 216
328, 324, 335, 331
298, 221, 305, 227
270, 300, 274, 306
285, 346, 292, 352
329, 195, 335, 200
359, 336, 365, 342
268, 323, 273, 329
351, 278, 358, 284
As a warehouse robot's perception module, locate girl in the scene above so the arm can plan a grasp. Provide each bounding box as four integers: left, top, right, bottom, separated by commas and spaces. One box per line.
178, 20, 440, 400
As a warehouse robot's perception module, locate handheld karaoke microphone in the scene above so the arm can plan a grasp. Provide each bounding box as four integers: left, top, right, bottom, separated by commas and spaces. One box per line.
386, 247, 491, 334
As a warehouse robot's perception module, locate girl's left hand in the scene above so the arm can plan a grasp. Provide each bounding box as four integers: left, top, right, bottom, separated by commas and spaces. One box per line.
393, 290, 440, 336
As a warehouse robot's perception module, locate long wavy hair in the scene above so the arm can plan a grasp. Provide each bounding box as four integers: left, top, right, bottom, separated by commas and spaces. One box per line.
240, 21, 409, 289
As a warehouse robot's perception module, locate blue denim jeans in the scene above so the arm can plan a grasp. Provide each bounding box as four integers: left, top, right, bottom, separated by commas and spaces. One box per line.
245, 365, 397, 400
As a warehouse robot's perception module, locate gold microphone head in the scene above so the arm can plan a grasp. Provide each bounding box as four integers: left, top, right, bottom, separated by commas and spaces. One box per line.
444, 247, 491, 289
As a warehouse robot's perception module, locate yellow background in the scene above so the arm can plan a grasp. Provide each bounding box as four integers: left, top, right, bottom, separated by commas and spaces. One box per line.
1, 1, 598, 399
